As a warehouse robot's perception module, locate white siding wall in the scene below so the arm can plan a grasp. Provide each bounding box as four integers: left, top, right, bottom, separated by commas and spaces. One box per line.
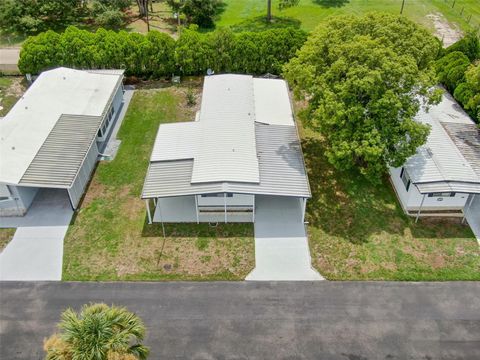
68, 141, 98, 209
390, 166, 469, 211
0, 185, 38, 216
197, 194, 254, 207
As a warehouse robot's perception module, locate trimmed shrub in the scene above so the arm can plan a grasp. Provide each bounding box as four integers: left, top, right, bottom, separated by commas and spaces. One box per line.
19, 25, 307, 77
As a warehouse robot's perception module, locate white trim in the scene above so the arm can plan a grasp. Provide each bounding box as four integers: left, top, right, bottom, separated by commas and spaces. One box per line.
146, 199, 152, 224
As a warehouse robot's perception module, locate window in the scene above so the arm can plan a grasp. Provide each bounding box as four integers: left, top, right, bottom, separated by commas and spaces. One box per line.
97, 129, 103, 138
201, 193, 233, 198
428, 192, 455, 197
400, 167, 411, 191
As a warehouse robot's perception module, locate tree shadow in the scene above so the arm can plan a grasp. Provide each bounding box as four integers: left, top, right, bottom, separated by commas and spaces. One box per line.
313, 0, 350, 8
230, 16, 301, 32
141, 216, 254, 239
302, 136, 473, 244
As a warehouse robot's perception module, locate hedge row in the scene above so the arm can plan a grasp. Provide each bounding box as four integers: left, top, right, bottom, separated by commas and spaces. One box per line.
436, 32, 480, 122
18, 25, 307, 77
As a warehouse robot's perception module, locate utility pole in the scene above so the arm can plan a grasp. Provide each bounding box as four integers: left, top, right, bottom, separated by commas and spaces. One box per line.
400, 0, 405, 15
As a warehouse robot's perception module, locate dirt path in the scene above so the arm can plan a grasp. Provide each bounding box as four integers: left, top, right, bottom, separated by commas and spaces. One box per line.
426, 13, 462, 47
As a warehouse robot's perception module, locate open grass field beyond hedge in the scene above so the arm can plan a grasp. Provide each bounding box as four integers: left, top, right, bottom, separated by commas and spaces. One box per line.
218, 0, 480, 32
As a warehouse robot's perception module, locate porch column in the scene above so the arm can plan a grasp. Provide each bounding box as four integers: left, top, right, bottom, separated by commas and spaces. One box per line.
415, 193, 426, 223
145, 199, 152, 224
252, 195, 255, 223
224, 193, 227, 223
195, 195, 199, 224
462, 194, 475, 224
302, 198, 307, 223
153, 198, 157, 207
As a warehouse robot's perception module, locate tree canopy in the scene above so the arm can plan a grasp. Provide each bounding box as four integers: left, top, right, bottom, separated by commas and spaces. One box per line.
283, 13, 441, 181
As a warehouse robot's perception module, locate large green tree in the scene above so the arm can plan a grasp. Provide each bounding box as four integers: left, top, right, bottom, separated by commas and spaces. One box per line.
283, 13, 441, 181
44, 303, 149, 360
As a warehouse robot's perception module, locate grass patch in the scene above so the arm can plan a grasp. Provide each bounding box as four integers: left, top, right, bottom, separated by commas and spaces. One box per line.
217, 0, 480, 33
0, 76, 26, 117
0, 228, 16, 252
62, 86, 254, 281
296, 106, 480, 281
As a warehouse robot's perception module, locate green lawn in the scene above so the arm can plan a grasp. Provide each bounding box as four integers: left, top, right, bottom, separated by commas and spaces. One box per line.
0, 228, 16, 252
0, 76, 26, 117
298, 118, 480, 281
62, 86, 254, 281
217, 0, 480, 32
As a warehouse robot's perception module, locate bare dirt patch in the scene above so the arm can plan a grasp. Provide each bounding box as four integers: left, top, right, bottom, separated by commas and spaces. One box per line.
426, 13, 462, 47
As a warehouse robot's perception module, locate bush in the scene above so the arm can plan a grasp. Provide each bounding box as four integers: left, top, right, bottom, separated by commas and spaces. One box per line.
0, 0, 84, 35
95, 9, 126, 28
436, 51, 471, 92
19, 25, 307, 77
443, 32, 480, 62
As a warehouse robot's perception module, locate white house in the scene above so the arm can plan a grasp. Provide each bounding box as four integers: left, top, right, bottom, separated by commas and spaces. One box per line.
0, 67, 124, 216
390, 92, 480, 220
142, 74, 311, 224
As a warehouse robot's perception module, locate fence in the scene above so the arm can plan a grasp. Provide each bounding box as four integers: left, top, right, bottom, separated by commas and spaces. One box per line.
443, 0, 480, 34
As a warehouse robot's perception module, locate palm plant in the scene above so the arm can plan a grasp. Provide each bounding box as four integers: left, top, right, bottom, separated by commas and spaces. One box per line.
44, 303, 149, 360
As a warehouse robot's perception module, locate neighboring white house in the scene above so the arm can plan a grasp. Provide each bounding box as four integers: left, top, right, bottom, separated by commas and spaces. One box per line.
0, 67, 125, 216
142, 74, 311, 224
390, 92, 480, 220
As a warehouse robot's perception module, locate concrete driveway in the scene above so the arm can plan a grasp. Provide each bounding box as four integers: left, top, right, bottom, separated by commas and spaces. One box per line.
247, 196, 322, 281
466, 195, 480, 243
0, 189, 73, 280
1, 281, 479, 359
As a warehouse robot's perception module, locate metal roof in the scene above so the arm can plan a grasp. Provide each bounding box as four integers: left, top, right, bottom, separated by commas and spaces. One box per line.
19, 114, 102, 187
404, 91, 480, 194
0, 67, 123, 185
191, 75, 259, 184
253, 78, 294, 126
142, 123, 311, 198
442, 122, 480, 177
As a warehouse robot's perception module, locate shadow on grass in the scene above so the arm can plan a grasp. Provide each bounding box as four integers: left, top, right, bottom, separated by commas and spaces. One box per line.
141, 217, 254, 239
302, 136, 474, 244
313, 0, 350, 8
230, 16, 301, 32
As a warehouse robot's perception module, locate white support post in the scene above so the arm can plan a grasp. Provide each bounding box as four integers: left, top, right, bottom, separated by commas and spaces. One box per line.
252, 195, 255, 223
195, 195, 199, 224
302, 198, 307, 223
224, 193, 227, 223
145, 199, 152, 224
153, 198, 157, 207
416, 194, 426, 223
462, 194, 475, 224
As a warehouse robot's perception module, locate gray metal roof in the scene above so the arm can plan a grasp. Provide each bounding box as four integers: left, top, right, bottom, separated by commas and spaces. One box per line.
404, 91, 480, 194
442, 122, 480, 177
19, 114, 102, 187
142, 123, 311, 198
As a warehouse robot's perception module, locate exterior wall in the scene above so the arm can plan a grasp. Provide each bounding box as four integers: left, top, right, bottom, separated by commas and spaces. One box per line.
68, 141, 99, 209
0, 184, 38, 216
197, 194, 254, 209
96, 85, 124, 143
389, 166, 469, 213
152, 194, 255, 223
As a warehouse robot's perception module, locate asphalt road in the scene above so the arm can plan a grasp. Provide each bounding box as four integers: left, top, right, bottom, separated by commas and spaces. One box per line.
1, 281, 479, 359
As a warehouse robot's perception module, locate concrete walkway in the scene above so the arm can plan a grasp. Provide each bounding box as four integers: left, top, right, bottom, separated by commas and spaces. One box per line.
2, 281, 479, 359
466, 195, 480, 244
247, 196, 323, 281
0, 47, 20, 74
0, 189, 73, 280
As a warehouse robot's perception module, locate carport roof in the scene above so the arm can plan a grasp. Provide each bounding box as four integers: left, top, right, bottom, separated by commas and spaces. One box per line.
142, 123, 311, 198
0, 67, 123, 187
